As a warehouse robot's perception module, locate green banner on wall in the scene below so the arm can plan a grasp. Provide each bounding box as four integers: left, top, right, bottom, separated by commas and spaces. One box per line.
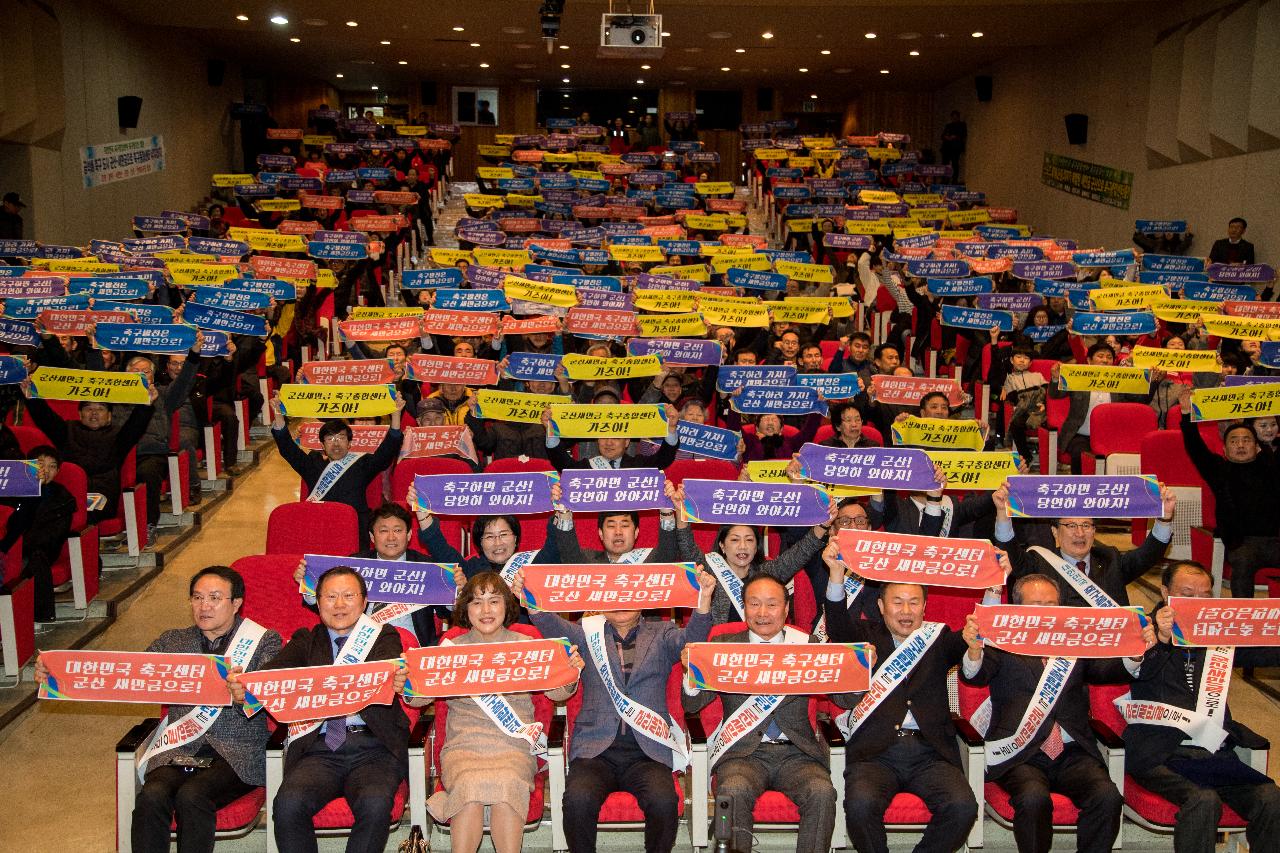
1041, 152, 1133, 210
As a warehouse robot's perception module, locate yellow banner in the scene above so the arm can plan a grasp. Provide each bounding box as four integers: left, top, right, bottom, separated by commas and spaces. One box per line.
463, 193, 506, 209
1191, 384, 1280, 422
28, 367, 149, 405
634, 290, 697, 313
1150, 298, 1220, 324
698, 300, 771, 329
859, 190, 901, 204
233, 230, 306, 253
725, 214, 748, 229
752, 149, 789, 160
940, 229, 980, 239
1129, 346, 1221, 373
316, 268, 337, 289
474, 390, 571, 423
650, 264, 710, 282
787, 157, 815, 169
947, 210, 991, 226
684, 214, 729, 231
909, 207, 951, 221
713, 254, 771, 273
844, 221, 892, 236
504, 276, 578, 307
891, 416, 985, 451
1089, 285, 1167, 312
504, 194, 541, 208
350, 307, 425, 320
569, 169, 604, 180
211, 173, 255, 187
1057, 364, 1151, 394
430, 249, 474, 266
864, 148, 901, 161
802, 137, 837, 149
884, 217, 920, 231
476, 167, 514, 180
775, 260, 834, 283
476, 249, 531, 268
562, 354, 663, 381
906, 196, 945, 207
785, 218, 817, 233
302, 135, 335, 147
700, 245, 757, 257
894, 227, 936, 240
494, 134, 516, 145
926, 450, 1021, 490
636, 313, 707, 338
165, 261, 239, 285
769, 303, 829, 324
549, 403, 669, 439
543, 152, 577, 164
608, 245, 666, 263
397, 126, 427, 137
42, 259, 121, 273
784, 296, 855, 319
746, 459, 879, 498
477, 145, 511, 158
278, 384, 397, 418
1203, 315, 1280, 341
693, 182, 735, 195
256, 198, 302, 212
810, 149, 842, 161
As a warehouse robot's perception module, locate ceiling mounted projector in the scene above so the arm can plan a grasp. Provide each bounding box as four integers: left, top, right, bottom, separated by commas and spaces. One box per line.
598, 13, 665, 59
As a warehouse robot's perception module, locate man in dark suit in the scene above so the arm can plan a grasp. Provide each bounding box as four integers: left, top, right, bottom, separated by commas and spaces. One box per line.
991, 479, 1175, 607
232, 566, 409, 853
1046, 343, 1151, 474
541, 403, 681, 472
1208, 217, 1255, 266
868, 466, 997, 540
683, 575, 846, 853
541, 482, 681, 565
1126, 560, 1280, 853
962, 573, 1152, 853
822, 580, 981, 853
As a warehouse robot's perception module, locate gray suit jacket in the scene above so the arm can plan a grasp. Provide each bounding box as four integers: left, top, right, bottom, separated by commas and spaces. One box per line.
146, 619, 283, 785
530, 610, 712, 765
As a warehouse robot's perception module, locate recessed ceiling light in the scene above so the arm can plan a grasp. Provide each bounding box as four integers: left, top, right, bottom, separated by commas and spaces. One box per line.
661, 31, 671, 37
559, 44, 569, 49
735, 48, 745, 53
898, 32, 921, 40
820, 49, 831, 55
864, 32, 877, 39
452, 26, 465, 32
563, 93, 570, 98
335, 73, 344, 78
761, 31, 774, 39
235, 14, 249, 22
371, 85, 379, 90
470, 42, 480, 47
380, 40, 391, 45
636, 78, 645, 84
562, 77, 570, 83
515, 63, 535, 69
641, 64, 651, 69
909, 50, 920, 56
880, 68, 890, 74
720, 66, 731, 71
628, 109, 635, 114
798, 67, 808, 72
972, 31, 984, 38
810, 94, 818, 99
345, 20, 358, 27
398, 60, 407, 65
935, 32, 949, 38
684, 46, 702, 53
479, 62, 489, 68
561, 63, 570, 69
632, 95, 639, 100
289, 37, 300, 42
270, 15, 288, 25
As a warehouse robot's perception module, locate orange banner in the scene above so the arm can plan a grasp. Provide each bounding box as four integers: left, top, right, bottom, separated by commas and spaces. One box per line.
836, 529, 1005, 589
298, 359, 396, 385
521, 563, 701, 612
297, 421, 389, 452
40, 309, 135, 335
1168, 596, 1280, 647
405, 353, 499, 386
251, 256, 317, 280
403, 639, 578, 698
686, 642, 871, 694
236, 661, 398, 723
421, 309, 500, 337
501, 315, 561, 336
565, 307, 641, 337
975, 604, 1148, 657
278, 219, 322, 235
38, 650, 230, 705
402, 425, 473, 460
338, 316, 423, 342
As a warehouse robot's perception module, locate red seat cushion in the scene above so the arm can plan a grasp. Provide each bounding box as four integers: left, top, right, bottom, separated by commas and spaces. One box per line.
598, 778, 685, 821
884, 792, 933, 824
1124, 775, 1248, 827
751, 790, 801, 822
170, 788, 264, 831
985, 782, 1080, 823
312, 780, 408, 829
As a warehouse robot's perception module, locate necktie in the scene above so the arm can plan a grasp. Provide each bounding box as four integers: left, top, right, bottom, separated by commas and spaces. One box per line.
325, 636, 347, 751
1041, 723, 1064, 760
1076, 560, 1087, 576
764, 719, 785, 741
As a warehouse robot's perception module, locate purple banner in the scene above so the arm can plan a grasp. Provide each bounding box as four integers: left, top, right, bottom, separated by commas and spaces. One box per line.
1223, 375, 1280, 387
413, 472, 554, 515
681, 478, 831, 527
1005, 475, 1162, 519
977, 292, 1044, 312
302, 554, 458, 605
559, 468, 672, 512
715, 364, 796, 393
907, 259, 971, 279
1207, 263, 1276, 284
797, 443, 937, 490
0, 277, 66, 298
731, 385, 826, 416
0, 460, 41, 497
627, 338, 722, 366
1012, 261, 1076, 281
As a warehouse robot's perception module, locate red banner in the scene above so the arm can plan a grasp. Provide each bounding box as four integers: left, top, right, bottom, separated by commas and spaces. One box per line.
686, 642, 871, 694
708, 200, 750, 215
266, 128, 303, 140
338, 316, 423, 342
402, 425, 472, 459
298, 421, 390, 452
403, 639, 578, 698
1223, 301, 1280, 319
39, 309, 135, 335
405, 353, 498, 386
500, 218, 541, 234
529, 239, 573, 251
501, 315, 561, 335
299, 194, 345, 210
421, 309, 499, 337
349, 214, 407, 233
278, 219, 322, 235
975, 604, 1148, 658
718, 231, 765, 246
870, 374, 966, 407
1168, 597, 1280, 646
372, 191, 420, 206
38, 650, 230, 705
237, 661, 398, 723
565, 307, 640, 337
251, 256, 316, 280
970, 257, 1013, 275
521, 563, 701, 612
298, 359, 396, 385
836, 529, 1005, 589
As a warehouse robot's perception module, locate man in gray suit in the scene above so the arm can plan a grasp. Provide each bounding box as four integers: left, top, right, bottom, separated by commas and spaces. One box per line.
39, 565, 282, 853
512, 565, 717, 853
683, 574, 854, 853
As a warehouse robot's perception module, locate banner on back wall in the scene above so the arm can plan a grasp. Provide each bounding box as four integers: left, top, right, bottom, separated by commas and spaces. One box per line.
681, 478, 831, 526
520, 563, 702, 611
975, 605, 1148, 657
277, 384, 397, 418
81, 135, 166, 189
403, 639, 579, 698
835, 529, 1006, 589
1005, 475, 1163, 518
302, 554, 458, 605
413, 472, 554, 515
1041, 152, 1133, 209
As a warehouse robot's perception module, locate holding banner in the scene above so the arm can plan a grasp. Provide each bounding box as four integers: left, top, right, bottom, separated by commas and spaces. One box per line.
1070, 311, 1157, 336
548, 403, 669, 439
796, 373, 862, 400
870, 375, 965, 408
28, 367, 150, 405
1005, 475, 1163, 518
797, 443, 938, 491
627, 338, 722, 367
559, 468, 672, 512
1167, 597, 1280, 647
236, 661, 398, 724
182, 302, 268, 337
1129, 346, 1220, 373
38, 650, 230, 705
520, 563, 702, 611
561, 354, 662, 381
475, 390, 571, 423
835, 529, 1006, 589
926, 450, 1021, 490
298, 422, 388, 452
1057, 364, 1151, 394
297, 360, 396, 386
685, 642, 872, 694
1190, 384, 1280, 421
681, 478, 831, 526
403, 639, 578, 698
891, 416, 985, 451
643, 421, 739, 462
405, 354, 499, 386
940, 305, 1014, 332
715, 365, 796, 393
302, 554, 458, 605
277, 384, 397, 419
414, 472, 554, 515
975, 604, 1148, 658
91, 323, 197, 355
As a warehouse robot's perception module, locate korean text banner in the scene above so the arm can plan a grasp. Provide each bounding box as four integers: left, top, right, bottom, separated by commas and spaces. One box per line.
835, 529, 1005, 589
277, 384, 397, 418
475, 390, 571, 423
302, 554, 458, 605
414, 472, 554, 515
797, 443, 938, 491
0, 460, 40, 497
236, 661, 397, 723
520, 563, 701, 611
1005, 475, 1162, 519
559, 468, 673, 512
681, 478, 831, 527
870, 375, 965, 407
1168, 597, 1280, 647
548, 403, 669, 439
975, 605, 1148, 657
28, 367, 150, 405
925, 450, 1021, 490
403, 639, 579, 698
1190, 384, 1280, 422
38, 650, 230, 705
891, 416, 985, 451
686, 642, 872, 694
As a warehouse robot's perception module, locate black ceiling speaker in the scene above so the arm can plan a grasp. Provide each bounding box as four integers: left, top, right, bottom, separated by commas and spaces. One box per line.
975, 75, 993, 102
207, 59, 226, 87
118, 96, 143, 129
1065, 113, 1089, 145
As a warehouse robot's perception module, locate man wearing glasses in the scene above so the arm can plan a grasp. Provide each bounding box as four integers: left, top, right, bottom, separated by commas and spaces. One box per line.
990, 480, 1177, 607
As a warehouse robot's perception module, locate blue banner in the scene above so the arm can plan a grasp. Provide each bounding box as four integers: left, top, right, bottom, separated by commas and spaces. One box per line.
131, 216, 186, 233
732, 385, 826, 416
68, 278, 150, 301
505, 351, 562, 382
0, 355, 28, 384
1182, 282, 1258, 303
1033, 277, 1098, 298
0, 241, 38, 257
181, 302, 268, 337
1138, 270, 1208, 287
1067, 290, 1094, 311
907, 259, 971, 278
433, 288, 508, 312
1260, 341, 1280, 370
926, 276, 993, 296
940, 304, 1015, 332
193, 286, 272, 311
626, 338, 722, 367
658, 240, 704, 257
796, 372, 863, 399
122, 235, 185, 254
200, 330, 230, 357
308, 241, 368, 260
226, 277, 297, 301
977, 292, 1043, 312
726, 268, 787, 292
401, 268, 464, 289
578, 289, 633, 311
663, 421, 740, 461
37, 245, 83, 260
1073, 249, 1135, 267
188, 237, 250, 256
96, 300, 174, 325
4, 294, 90, 319
716, 364, 796, 393
551, 275, 622, 292
1013, 261, 1076, 280
1141, 254, 1205, 273
1135, 219, 1187, 234
0, 318, 39, 347
92, 323, 198, 354
1023, 324, 1066, 343
1070, 311, 1156, 336
987, 245, 1044, 262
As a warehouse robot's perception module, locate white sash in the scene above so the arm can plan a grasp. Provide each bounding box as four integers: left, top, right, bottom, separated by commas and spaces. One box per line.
307, 452, 362, 502
137, 618, 268, 782
589, 455, 619, 470
500, 549, 540, 585
813, 563, 864, 644
439, 637, 547, 755
984, 657, 1078, 766
836, 622, 945, 738
912, 496, 953, 537
369, 601, 429, 627
1116, 645, 1234, 751
286, 614, 384, 745
704, 552, 745, 619
705, 626, 809, 768
1027, 546, 1119, 608
616, 547, 652, 565
582, 614, 690, 770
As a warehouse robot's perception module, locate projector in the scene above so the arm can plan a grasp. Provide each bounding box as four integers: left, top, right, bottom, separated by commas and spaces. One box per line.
598, 13, 665, 59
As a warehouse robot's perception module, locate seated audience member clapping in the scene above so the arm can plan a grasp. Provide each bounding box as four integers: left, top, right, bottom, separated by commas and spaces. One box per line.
405, 572, 584, 853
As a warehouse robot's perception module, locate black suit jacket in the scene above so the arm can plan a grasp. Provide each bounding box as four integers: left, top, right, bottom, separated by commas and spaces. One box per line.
1000, 535, 1169, 608
1208, 237, 1255, 266
547, 437, 678, 472
352, 548, 451, 648
963, 648, 1130, 779
264, 622, 409, 775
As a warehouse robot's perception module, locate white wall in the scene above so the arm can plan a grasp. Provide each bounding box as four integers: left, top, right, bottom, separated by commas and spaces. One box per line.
935, 0, 1279, 263
22, 0, 242, 245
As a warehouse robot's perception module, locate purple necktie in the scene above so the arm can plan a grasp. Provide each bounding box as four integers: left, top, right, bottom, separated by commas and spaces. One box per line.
324, 636, 346, 751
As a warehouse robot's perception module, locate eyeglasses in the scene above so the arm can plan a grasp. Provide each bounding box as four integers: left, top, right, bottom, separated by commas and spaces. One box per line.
190, 593, 229, 605
1057, 522, 1095, 532
481, 531, 515, 542
320, 592, 361, 604
834, 516, 871, 529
